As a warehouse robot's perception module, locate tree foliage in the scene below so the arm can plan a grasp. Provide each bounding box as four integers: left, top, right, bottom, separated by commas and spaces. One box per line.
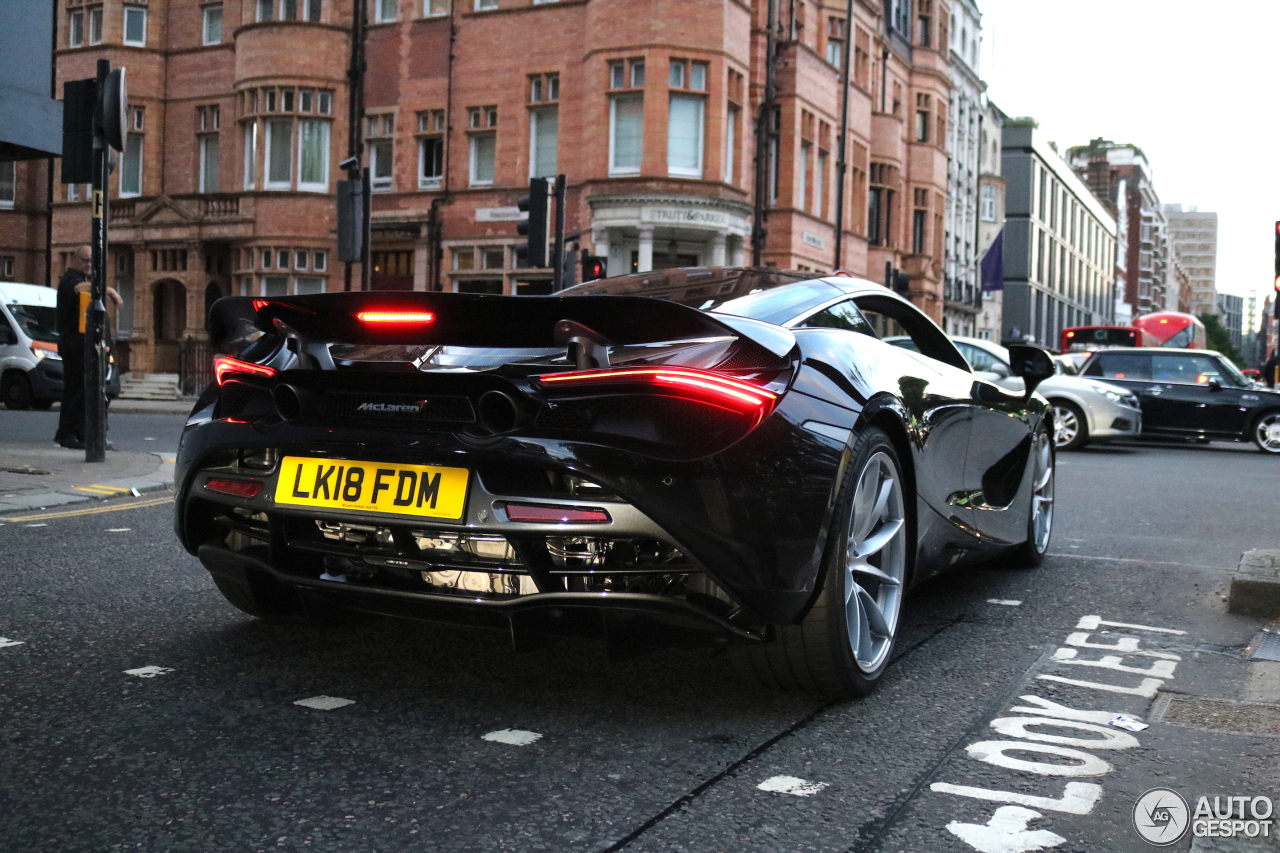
1198, 313, 1244, 367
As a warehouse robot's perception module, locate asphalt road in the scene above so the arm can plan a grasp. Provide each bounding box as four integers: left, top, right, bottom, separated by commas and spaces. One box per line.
1, 440, 1276, 853
0, 409, 189, 454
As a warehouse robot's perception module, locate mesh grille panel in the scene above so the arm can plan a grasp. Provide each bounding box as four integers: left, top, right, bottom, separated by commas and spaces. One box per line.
315, 393, 476, 423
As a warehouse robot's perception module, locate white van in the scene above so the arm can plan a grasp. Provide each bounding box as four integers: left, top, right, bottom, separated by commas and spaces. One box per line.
0, 281, 119, 409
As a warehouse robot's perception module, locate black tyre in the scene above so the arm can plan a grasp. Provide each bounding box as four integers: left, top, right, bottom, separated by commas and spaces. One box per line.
741, 427, 911, 699
1253, 411, 1280, 455
2, 373, 33, 410
1008, 424, 1055, 568
1049, 400, 1087, 451
31, 398, 54, 410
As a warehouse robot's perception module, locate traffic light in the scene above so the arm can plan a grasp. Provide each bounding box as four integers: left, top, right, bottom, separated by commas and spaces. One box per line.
581, 253, 607, 282
516, 179, 549, 268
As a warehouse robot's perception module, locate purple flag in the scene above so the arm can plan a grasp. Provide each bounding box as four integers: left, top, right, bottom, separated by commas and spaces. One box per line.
980, 229, 1004, 292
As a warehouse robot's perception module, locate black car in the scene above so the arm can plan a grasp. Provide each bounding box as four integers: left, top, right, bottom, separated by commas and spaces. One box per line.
1080, 347, 1280, 454
175, 268, 1057, 698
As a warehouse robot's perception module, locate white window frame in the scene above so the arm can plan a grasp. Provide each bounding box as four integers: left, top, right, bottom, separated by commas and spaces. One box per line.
666, 93, 704, 179
981, 184, 996, 222
469, 132, 496, 186
370, 138, 393, 191
424, 0, 450, 15
297, 119, 330, 192
119, 134, 143, 197
69, 10, 84, 47
375, 0, 398, 22
0, 161, 15, 209
313, 250, 328, 271
243, 121, 258, 189
475, 0, 498, 10
418, 136, 443, 190
294, 275, 325, 295
202, 4, 223, 45
123, 6, 147, 46
199, 134, 220, 193
724, 105, 737, 185
529, 106, 558, 179
264, 117, 293, 190
608, 94, 643, 177
88, 7, 103, 44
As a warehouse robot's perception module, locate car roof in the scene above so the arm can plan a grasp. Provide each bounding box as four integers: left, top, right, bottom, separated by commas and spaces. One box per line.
0, 281, 57, 308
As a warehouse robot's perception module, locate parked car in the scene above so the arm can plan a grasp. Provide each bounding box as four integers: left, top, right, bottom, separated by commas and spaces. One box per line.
1079, 347, 1280, 454
0, 281, 121, 410
177, 268, 1057, 698
885, 334, 1142, 451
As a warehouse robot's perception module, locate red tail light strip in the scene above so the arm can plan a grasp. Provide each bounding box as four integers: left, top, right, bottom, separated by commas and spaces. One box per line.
536, 367, 778, 413
356, 311, 435, 324
204, 478, 263, 498
502, 503, 611, 524
213, 355, 279, 386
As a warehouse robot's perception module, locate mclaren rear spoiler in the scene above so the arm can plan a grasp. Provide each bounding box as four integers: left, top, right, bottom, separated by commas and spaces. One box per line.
208, 292, 796, 359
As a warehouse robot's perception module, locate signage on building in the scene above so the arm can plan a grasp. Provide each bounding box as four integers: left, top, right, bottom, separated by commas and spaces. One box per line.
802, 231, 826, 250
640, 206, 730, 228
476, 207, 525, 222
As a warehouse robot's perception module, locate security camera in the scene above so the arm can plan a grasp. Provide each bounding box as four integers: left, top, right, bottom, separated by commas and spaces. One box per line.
339, 156, 359, 170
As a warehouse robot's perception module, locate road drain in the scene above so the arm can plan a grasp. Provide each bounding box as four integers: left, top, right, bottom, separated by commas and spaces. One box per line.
1152, 694, 1280, 737
1249, 631, 1280, 662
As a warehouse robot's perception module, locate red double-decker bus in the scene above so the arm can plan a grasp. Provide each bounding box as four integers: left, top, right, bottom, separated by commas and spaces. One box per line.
1133, 312, 1207, 349
1059, 325, 1158, 354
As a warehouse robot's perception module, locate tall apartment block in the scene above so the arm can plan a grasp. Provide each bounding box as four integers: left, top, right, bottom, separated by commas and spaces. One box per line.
8, 0, 962, 376
1162, 204, 1218, 317
999, 122, 1117, 348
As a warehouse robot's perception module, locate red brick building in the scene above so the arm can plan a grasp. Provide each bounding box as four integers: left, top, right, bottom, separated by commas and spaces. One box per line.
14, 0, 953, 375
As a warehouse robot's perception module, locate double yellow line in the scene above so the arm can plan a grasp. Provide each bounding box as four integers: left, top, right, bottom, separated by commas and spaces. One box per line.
72, 484, 134, 496
1, 494, 173, 523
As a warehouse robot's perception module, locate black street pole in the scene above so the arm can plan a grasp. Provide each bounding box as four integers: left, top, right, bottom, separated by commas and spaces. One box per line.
751, 0, 777, 267
344, 0, 366, 292
832, 0, 854, 271
85, 58, 110, 463
551, 174, 566, 291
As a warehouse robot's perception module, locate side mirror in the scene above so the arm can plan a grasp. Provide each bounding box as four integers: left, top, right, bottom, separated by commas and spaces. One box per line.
1007, 344, 1056, 398
1206, 378, 1223, 392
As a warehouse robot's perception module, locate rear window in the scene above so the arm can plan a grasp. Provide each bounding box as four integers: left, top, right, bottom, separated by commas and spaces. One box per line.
712, 280, 844, 325
1084, 352, 1150, 380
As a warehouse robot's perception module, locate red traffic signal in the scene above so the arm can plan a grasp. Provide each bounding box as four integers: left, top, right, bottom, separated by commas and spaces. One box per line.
581, 253, 608, 282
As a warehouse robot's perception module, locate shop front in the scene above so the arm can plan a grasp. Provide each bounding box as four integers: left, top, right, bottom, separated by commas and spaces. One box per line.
588, 195, 751, 277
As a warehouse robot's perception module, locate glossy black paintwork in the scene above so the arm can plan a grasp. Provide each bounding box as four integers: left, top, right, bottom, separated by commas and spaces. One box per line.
177, 277, 1050, 629
1082, 348, 1280, 442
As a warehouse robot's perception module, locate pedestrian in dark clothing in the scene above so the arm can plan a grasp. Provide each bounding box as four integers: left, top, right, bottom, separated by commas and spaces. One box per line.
1264, 349, 1280, 390
55, 246, 122, 449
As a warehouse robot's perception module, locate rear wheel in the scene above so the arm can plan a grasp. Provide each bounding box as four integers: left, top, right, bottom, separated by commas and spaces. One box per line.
1049, 400, 1087, 451
1008, 425, 1055, 567
1, 373, 33, 410
742, 427, 910, 699
1254, 411, 1280, 455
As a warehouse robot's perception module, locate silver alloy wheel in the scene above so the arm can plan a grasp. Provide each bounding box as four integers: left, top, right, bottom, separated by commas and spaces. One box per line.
1051, 405, 1080, 449
1257, 413, 1280, 454
843, 450, 908, 674
1030, 431, 1055, 553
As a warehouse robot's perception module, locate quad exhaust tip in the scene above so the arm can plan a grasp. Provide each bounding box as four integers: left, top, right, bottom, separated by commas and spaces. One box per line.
476, 390, 525, 435
273, 383, 304, 421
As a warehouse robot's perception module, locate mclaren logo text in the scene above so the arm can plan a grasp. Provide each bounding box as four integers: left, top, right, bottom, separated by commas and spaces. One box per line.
356, 401, 428, 414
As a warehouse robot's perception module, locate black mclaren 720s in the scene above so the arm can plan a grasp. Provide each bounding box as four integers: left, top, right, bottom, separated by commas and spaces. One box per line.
175, 268, 1058, 698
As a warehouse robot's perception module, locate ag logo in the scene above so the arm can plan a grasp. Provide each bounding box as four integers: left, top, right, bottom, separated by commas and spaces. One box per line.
1134, 788, 1190, 845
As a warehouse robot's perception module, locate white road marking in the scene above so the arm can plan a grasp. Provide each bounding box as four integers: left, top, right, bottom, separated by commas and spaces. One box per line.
294, 695, 355, 710
988, 599, 1022, 606
124, 665, 173, 678
1064, 631, 1180, 660
1036, 674, 1164, 697
930, 781, 1103, 816
966, 741, 1112, 777
946, 806, 1066, 853
144, 437, 156, 441
1075, 615, 1186, 635
1050, 554, 1221, 571
481, 729, 543, 746
757, 776, 828, 796
0, 638, 26, 648
1050, 648, 1178, 678
1007, 695, 1137, 725
988, 716, 1139, 750
107, 528, 131, 533
24, 523, 46, 528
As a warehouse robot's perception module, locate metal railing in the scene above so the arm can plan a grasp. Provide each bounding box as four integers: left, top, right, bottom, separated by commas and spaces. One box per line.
178, 336, 212, 397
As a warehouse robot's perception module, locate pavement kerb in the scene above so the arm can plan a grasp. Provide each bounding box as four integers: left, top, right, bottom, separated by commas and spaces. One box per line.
0, 452, 175, 516
1228, 549, 1280, 618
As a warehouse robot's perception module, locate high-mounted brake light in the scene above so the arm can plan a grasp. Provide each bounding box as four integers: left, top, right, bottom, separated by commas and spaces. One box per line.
252, 299, 271, 311
204, 478, 263, 498
536, 366, 778, 415
213, 355, 278, 386
356, 311, 435, 324
502, 503, 611, 524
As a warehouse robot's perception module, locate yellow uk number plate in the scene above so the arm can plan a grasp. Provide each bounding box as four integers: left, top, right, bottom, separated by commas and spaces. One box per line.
275, 456, 469, 520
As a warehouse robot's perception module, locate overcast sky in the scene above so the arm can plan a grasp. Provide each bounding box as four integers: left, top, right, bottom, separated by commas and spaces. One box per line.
978, 0, 1275, 326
